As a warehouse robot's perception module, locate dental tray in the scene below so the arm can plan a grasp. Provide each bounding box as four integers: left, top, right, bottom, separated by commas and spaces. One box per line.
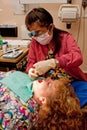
3, 50, 23, 59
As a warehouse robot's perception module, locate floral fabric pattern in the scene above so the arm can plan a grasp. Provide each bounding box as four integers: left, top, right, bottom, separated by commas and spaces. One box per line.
0, 72, 38, 130
45, 49, 73, 81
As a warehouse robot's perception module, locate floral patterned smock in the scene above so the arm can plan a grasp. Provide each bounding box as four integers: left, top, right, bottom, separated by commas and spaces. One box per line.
0, 71, 38, 130
45, 49, 73, 81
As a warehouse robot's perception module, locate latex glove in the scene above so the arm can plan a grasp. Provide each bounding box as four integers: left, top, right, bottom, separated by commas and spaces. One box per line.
28, 68, 38, 78
33, 59, 58, 75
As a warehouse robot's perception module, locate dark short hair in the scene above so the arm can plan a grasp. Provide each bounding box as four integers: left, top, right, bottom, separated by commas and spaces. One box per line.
25, 7, 53, 29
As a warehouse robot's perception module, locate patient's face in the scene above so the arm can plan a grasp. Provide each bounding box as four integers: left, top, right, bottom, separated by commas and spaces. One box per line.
32, 78, 55, 100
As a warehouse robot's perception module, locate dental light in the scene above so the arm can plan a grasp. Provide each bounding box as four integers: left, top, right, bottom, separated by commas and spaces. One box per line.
58, 4, 80, 28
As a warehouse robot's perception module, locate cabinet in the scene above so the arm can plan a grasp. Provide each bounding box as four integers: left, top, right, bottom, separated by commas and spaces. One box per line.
0, 26, 17, 37
19, 0, 67, 4
0, 47, 28, 71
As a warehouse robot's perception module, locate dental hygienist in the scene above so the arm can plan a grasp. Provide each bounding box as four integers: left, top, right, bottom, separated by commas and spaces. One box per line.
25, 7, 87, 108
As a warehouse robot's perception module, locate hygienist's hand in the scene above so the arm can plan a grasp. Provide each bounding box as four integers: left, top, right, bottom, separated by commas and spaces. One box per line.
33, 59, 58, 75
28, 68, 38, 78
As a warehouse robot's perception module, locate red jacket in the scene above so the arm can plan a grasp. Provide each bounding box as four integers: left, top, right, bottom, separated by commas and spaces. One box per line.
26, 32, 87, 81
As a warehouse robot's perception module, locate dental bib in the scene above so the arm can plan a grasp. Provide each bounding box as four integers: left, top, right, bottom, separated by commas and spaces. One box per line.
1, 71, 35, 102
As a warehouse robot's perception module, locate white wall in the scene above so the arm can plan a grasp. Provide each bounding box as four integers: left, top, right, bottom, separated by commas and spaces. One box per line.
0, 0, 87, 72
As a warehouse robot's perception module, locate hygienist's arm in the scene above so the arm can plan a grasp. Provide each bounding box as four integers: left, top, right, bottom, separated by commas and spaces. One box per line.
55, 33, 83, 68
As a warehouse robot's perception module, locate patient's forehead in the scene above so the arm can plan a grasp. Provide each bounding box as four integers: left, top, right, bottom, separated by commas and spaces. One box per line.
44, 78, 64, 88
50, 79, 68, 91
42, 79, 67, 98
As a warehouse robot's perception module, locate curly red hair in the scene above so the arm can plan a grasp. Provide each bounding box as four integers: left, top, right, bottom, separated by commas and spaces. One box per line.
31, 78, 85, 130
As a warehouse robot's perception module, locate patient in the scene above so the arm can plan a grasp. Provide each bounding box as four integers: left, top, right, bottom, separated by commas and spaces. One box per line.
0, 72, 84, 130
32, 78, 84, 130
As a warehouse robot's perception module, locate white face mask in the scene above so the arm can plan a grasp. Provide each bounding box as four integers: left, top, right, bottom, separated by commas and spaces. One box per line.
33, 32, 53, 45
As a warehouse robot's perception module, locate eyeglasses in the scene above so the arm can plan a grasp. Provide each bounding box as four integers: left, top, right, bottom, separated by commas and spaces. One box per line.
28, 30, 43, 37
